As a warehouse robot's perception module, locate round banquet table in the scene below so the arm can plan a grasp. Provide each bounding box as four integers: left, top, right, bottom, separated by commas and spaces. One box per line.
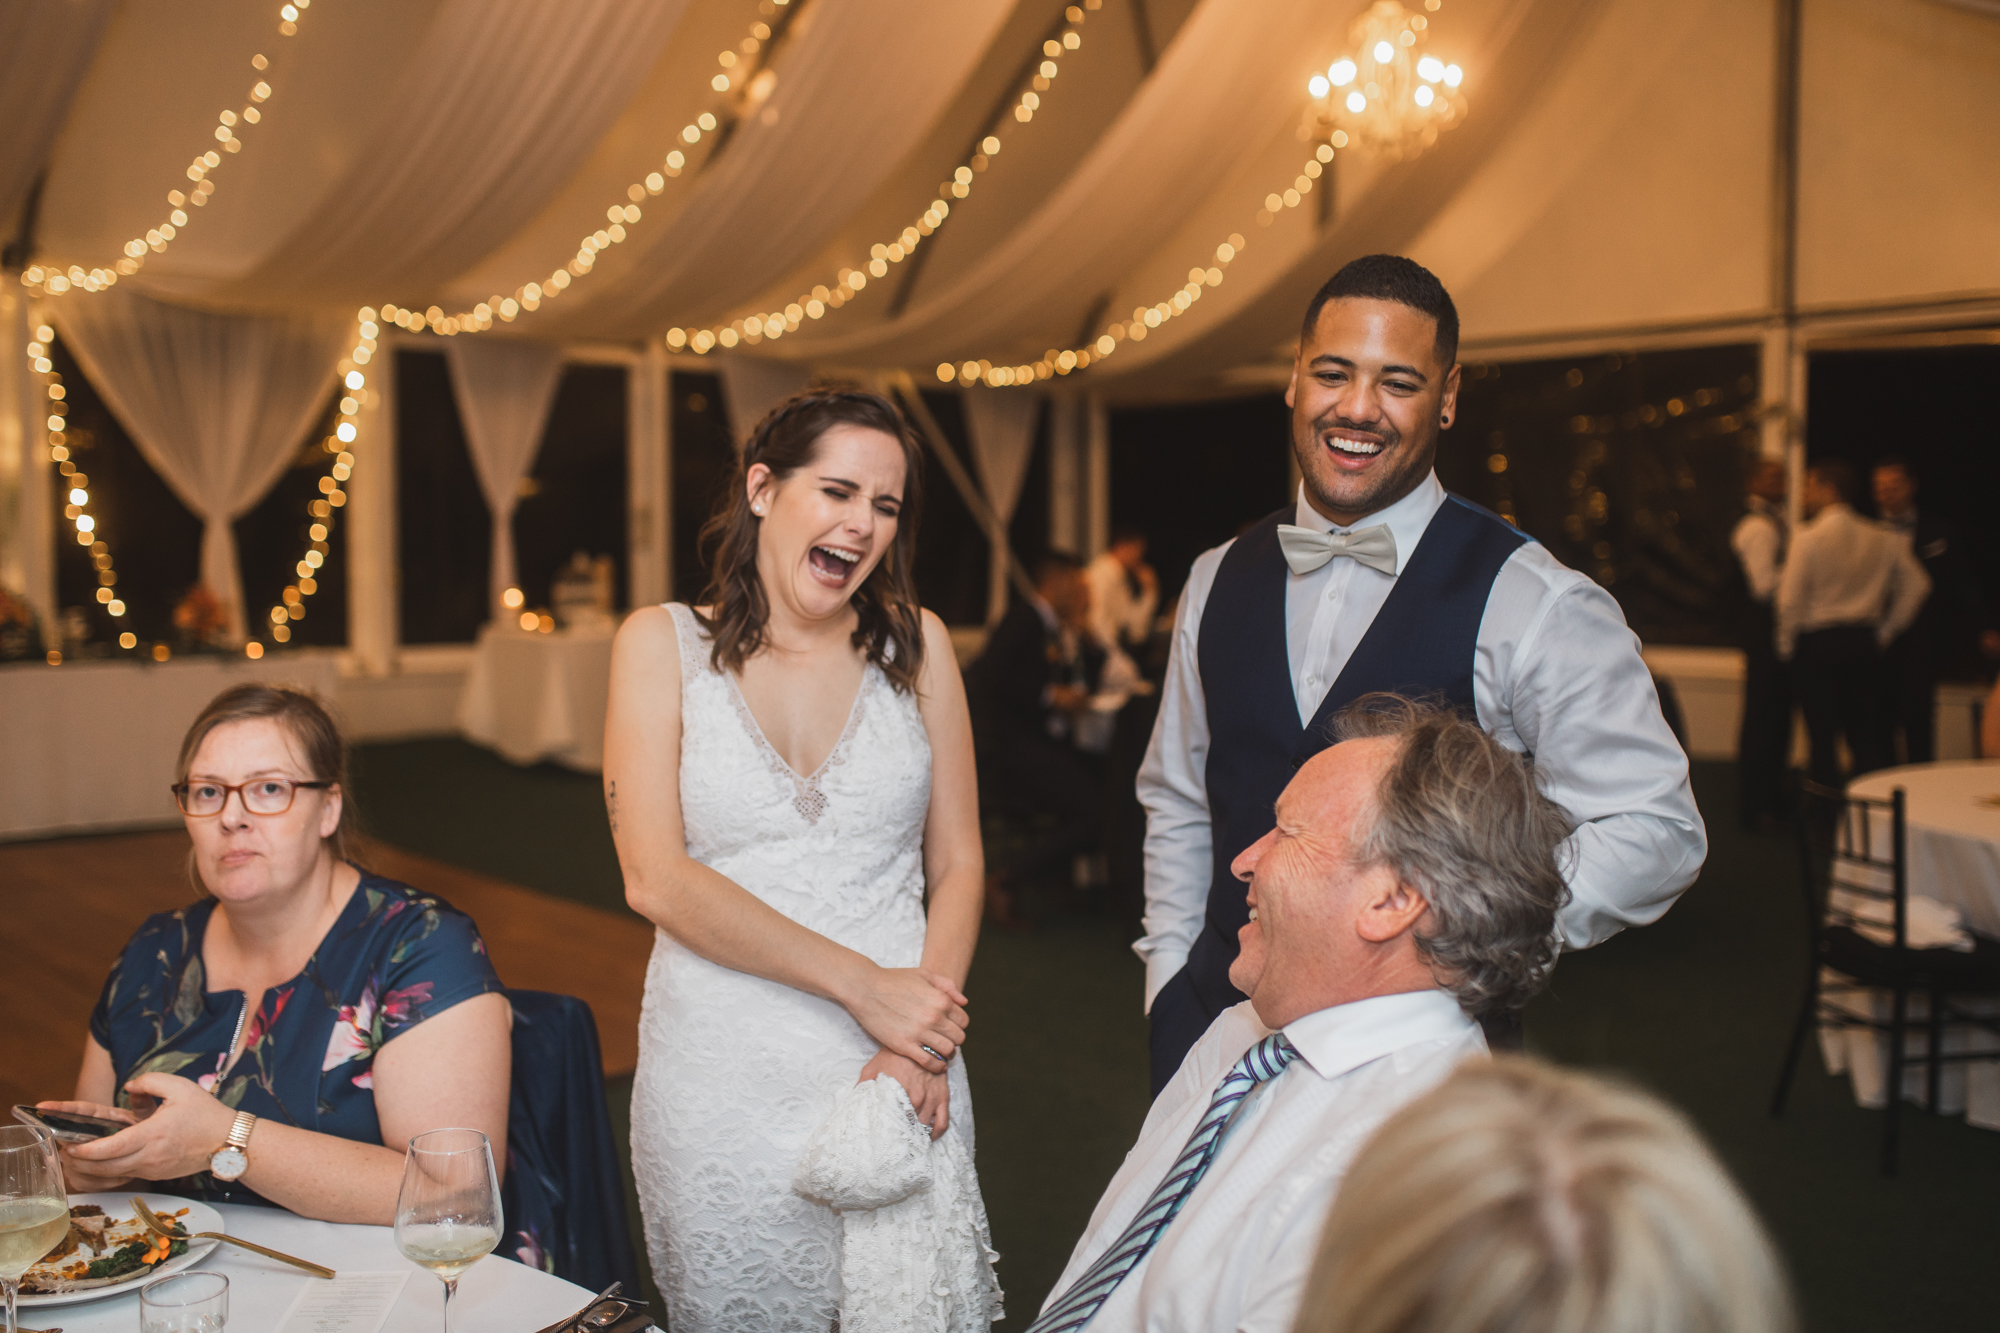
1822, 761, 2000, 1129
47, 1201, 642, 1332
456, 620, 615, 772
1849, 760, 2000, 940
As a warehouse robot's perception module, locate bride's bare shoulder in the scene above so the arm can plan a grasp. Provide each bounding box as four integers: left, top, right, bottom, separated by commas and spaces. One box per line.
614, 604, 691, 671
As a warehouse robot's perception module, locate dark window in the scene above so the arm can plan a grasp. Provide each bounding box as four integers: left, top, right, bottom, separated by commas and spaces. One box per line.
1439, 345, 1760, 646
1109, 392, 1293, 607
1808, 343, 2000, 676
45, 338, 201, 647
671, 372, 735, 604
235, 403, 348, 647
396, 349, 487, 644
515, 364, 628, 612
913, 391, 989, 626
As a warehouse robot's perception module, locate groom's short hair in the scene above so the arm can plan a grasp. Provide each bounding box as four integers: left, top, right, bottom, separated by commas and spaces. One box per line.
1302, 255, 1460, 367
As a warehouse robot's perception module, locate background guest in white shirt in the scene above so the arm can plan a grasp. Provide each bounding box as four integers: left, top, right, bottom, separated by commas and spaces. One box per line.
1294, 1057, 1795, 1333
1731, 459, 1792, 833
1774, 459, 1930, 787
1137, 254, 1703, 1093
1036, 697, 1571, 1333
1084, 526, 1160, 661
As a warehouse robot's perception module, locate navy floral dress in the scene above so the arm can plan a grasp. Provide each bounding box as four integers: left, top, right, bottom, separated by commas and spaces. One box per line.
89, 870, 505, 1207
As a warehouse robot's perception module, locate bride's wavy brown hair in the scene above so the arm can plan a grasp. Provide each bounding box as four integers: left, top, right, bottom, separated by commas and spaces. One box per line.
696, 387, 927, 693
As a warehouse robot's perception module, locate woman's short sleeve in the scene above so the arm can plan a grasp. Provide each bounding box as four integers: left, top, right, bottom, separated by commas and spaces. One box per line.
355, 877, 507, 1041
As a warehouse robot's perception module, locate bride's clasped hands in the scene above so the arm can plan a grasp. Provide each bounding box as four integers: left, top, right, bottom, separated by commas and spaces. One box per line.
850, 965, 970, 1137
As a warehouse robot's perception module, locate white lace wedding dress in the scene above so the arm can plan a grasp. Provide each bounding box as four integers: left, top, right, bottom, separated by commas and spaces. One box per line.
630, 604, 981, 1332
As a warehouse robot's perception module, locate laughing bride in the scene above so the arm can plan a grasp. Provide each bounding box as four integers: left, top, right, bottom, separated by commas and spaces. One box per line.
605, 388, 994, 1331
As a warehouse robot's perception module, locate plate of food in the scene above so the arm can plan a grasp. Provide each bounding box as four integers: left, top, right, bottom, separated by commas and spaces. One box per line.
18, 1193, 223, 1307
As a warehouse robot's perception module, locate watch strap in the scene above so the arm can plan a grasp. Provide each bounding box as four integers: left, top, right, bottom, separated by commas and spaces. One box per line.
226, 1110, 257, 1151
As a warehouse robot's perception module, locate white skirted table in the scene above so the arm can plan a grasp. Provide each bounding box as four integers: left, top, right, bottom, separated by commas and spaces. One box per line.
456, 621, 616, 772
48, 1201, 636, 1331
0, 652, 342, 840
1821, 762, 2000, 1129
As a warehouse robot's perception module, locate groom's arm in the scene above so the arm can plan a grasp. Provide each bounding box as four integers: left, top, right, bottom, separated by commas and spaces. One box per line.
1134, 546, 1229, 1012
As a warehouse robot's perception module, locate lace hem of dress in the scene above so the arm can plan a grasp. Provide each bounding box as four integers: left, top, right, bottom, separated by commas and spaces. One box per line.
667, 602, 871, 826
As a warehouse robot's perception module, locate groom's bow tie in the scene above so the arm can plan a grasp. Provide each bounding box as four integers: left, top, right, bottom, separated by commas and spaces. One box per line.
1275, 523, 1397, 576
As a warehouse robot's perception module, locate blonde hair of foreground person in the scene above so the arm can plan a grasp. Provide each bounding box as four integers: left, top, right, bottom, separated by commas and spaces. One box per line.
1294, 1057, 1795, 1333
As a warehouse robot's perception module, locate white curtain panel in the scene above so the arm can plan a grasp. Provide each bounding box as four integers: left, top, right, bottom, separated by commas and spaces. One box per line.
784, 0, 1349, 366
718, 357, 812, 447
546, 0, 1013, 337
444, 338, 565, 621
212, 0, 688, 306
961, 388, 1041, 529
0, 0, 114, 237
52, 289, 346, 640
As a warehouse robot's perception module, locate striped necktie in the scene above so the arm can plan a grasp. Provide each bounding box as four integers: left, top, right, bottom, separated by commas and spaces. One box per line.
1028, 1033, 1299, 1333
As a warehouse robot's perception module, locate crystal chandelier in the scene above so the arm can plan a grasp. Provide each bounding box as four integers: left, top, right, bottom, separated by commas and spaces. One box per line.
1306, 0, 1466, 161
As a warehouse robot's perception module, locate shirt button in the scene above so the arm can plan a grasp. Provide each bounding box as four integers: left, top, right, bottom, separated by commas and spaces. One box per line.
1304, 673, 1317, 685
1325, 589, 1336, 600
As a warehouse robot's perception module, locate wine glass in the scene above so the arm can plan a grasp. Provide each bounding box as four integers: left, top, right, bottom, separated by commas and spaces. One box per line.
394, 1129, 502, 1333
140, 1271, 229, 1332
0, 1125, 67, 1333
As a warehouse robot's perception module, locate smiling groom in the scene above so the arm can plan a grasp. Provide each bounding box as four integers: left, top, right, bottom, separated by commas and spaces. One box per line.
1135, 255, 1707, 1093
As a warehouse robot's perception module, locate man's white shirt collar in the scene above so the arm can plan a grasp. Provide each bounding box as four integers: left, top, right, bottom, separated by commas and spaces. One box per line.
1291, 471, 1447, 578
1274, 988, 1477, 1082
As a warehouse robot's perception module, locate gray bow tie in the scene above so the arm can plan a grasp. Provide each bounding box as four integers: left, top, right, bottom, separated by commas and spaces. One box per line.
1276, 523, 1397, 576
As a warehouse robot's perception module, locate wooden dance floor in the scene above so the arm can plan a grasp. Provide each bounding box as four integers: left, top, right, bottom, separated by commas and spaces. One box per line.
0, 831, 653, 1111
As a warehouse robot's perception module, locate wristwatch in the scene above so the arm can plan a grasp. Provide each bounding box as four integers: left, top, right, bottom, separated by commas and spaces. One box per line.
209, 1111, 257, 1182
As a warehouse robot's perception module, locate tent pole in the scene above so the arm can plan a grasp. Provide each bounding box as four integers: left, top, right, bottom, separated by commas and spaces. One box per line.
347, 342, 400, 676
627, 341, 670, 609
1770, 0, 1806, 530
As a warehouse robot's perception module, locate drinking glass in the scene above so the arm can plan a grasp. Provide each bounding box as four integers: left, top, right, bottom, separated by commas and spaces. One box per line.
139, 1271, 229, 1332
0, 1124, 67, 1333
394, 1129, 502, 1333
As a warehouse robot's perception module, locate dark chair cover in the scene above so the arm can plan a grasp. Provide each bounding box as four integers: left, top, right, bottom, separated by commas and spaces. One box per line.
499, 989, 641, 1297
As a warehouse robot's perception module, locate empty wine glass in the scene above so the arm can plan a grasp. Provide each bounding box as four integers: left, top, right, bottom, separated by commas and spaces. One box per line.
394, 1128, 502, 1333
140, 1271, 229, 1332
0, 1124, 67, 1333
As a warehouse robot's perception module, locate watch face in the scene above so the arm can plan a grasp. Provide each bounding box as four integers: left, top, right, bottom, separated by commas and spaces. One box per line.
210, 1145, 248, 1181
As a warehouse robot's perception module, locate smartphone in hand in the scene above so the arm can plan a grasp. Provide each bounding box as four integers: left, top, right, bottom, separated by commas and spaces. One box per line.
12, 1105, 128, 1144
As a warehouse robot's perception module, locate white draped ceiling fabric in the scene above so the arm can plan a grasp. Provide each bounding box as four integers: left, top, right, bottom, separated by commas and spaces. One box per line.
6, 0, 1998, 634
962, 388, 1044, 624
51, 289, 346, 640
443, 338, 566, 622
717, 357, 813, 447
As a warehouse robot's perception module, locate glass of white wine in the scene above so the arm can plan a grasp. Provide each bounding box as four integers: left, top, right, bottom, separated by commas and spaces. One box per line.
0, 1124, 67, 1333
394, 1128, 502, 1333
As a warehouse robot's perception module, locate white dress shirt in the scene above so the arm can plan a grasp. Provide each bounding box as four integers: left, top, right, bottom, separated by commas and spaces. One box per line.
1086, 552, 1160, 650
1730, 499, 1785, 603
1135, 472, 1706, 1008
1040, 991, 1484, 1333
1773, 502, 1931, 660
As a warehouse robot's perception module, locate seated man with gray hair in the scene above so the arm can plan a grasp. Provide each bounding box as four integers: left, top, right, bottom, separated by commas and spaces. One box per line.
1029, 696, 1572, 1333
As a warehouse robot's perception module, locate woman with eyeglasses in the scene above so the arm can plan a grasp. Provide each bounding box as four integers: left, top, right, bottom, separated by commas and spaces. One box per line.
36, 684, 510, 1223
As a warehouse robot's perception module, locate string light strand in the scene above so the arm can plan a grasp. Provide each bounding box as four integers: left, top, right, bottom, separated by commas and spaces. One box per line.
22, 323, 136, 654
380, 1, 808, 337
667, 0, 1104, 356
18, 3, 310, 298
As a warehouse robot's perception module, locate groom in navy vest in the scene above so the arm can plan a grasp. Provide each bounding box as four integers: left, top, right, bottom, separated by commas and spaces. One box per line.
1136, 256, 1706, 1094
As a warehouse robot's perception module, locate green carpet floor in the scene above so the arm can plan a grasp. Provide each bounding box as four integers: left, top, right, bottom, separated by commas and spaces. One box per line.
351, 739, 2000, 1331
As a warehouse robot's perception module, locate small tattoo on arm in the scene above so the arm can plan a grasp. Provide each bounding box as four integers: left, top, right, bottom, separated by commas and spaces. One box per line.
606, 780, 619, 834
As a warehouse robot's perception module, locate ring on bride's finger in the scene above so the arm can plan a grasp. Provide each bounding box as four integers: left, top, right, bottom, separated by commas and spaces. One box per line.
921, 1044, 945, 1061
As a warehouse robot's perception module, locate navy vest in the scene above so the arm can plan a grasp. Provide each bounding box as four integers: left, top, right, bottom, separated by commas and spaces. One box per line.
1185, 494, 1529, 1017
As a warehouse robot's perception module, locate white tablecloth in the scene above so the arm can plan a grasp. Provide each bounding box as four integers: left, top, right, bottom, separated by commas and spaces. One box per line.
1849, 761, 2000, 938
50, 1202, 635, 1332
1821, 762, 2000, 1129
456, 623, 615, 772
0, 653, 342, 841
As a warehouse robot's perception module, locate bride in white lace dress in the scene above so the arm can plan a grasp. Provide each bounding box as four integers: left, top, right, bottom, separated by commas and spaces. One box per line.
605, 390, 992, 1332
